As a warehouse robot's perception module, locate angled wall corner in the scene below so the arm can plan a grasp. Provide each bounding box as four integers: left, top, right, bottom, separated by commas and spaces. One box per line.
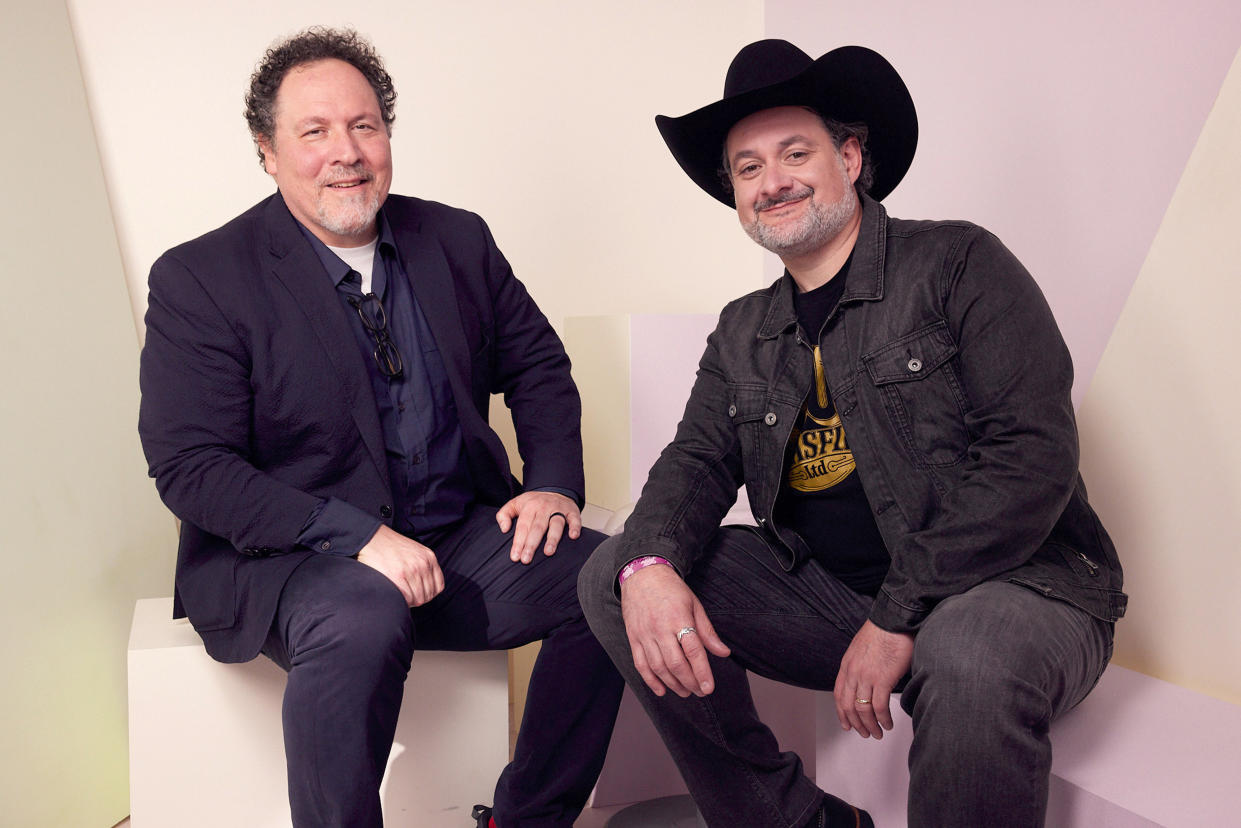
0, 1, 178, 825
1078, 47, 1241, 705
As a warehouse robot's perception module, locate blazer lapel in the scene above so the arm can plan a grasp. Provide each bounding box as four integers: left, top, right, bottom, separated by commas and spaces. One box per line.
391, 222, 473, 394
261, 195, 390, 483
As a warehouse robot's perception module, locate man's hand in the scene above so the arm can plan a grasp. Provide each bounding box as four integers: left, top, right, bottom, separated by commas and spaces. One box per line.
620, 564, 731, 698
833, 619, 914, 739
495, 491, 581, 563
356, 525, 445, 607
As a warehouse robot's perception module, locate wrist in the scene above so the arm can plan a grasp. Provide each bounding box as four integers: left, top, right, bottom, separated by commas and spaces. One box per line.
618, 555, 672, 587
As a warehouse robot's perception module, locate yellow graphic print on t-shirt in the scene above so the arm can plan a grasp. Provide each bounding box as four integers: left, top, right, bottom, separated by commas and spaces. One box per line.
787, 345, 856, 492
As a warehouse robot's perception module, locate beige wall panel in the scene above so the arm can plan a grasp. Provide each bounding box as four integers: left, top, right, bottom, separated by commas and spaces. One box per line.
1078, 49, 1241, 705
567, 316, 634, 510
0, 1, 178, 825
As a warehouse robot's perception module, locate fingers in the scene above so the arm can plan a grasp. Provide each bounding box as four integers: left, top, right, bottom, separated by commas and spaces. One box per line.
355, 527, 444, 608
500, 493, 581, 563
406, 556, 445, 608
872, 686, 895, 733
494, 501, 517, 534
540, 512, 567, 558
631, 620, 724, 698
629, 636, 668, 697
693, 604, 732, 659
647, 631, 703, 698
543, 509, 581, 556
832, 679, 889, 739
673, 626, 717, 695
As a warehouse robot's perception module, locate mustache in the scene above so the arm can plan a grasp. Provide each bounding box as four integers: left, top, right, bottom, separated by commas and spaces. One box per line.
754, 187, 813, 212
320, 164, 374, 186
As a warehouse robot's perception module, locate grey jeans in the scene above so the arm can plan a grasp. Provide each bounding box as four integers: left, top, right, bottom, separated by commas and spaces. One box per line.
578, 526, 1113, 828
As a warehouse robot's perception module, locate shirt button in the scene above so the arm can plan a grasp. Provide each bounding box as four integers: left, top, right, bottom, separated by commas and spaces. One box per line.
907, 357, 923, 372
412, 453, 424, 464
379, 505, 392, 518
319, 541, 331, 551
398, 404, 406, 412
728, 404, 738, 417
764, 412, 777, 426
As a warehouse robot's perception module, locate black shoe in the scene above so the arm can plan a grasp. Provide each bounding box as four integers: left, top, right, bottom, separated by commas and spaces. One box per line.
815, 793, 874, 828
471, 804, 494, 828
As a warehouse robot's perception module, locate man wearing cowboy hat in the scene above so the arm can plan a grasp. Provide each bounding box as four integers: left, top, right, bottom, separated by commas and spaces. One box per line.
579, 40, 1125, 827
138, 27, 622, 828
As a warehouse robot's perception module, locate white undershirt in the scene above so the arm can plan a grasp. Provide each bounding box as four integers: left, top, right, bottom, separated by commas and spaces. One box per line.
326, 238, 380, 294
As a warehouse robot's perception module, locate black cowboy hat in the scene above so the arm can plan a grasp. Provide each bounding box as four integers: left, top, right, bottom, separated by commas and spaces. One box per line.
655, 40, 918, 206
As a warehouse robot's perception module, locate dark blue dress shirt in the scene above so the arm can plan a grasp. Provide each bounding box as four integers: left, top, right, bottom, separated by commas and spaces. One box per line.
296, 211, 475, 553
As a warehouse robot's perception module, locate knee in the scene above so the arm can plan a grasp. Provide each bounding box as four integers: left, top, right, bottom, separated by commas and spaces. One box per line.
905, 591, 1051, 727
576, 536, 624, 631
292, 570, 414, 677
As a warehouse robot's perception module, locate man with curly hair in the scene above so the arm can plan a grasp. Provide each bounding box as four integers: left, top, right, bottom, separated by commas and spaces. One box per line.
139, 27, 621, 828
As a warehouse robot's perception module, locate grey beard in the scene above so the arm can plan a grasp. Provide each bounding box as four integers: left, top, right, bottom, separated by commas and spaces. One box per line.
316, 189, 381, 239
742, 166, 857, 258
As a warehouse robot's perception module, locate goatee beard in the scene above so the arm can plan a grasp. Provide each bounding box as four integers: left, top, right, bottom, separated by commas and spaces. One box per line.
742, 163, 857, 258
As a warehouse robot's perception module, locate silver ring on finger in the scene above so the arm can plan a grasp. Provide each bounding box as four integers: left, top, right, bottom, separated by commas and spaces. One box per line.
676, 626, 697, 643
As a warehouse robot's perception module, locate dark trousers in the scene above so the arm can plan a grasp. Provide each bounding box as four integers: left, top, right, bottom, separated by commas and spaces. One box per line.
263, 505, 624, 828
578, 526, 1113, 828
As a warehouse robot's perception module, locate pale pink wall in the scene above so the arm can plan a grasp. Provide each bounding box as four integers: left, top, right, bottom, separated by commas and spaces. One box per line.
765, 0, 1241, 402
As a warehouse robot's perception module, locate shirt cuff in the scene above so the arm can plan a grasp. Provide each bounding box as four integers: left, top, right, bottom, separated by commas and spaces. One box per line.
530, 485, 581, 503
298, 497, 383, 557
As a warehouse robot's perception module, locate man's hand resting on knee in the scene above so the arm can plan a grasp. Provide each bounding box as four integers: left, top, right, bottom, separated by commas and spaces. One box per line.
620, 564, 731, 698
834, 620, 913, 740
356, 525, 445, 607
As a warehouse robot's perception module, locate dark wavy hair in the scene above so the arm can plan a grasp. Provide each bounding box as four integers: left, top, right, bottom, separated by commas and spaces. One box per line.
244, 27, 397, 166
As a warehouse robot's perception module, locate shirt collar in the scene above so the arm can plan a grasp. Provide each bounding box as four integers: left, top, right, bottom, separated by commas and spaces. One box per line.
295, 208, 398, 289
756, 195, 886, 339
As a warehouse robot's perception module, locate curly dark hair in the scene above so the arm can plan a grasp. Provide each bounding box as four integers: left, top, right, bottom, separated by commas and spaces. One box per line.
718, 108, 874, 199
244, 27, 397, 166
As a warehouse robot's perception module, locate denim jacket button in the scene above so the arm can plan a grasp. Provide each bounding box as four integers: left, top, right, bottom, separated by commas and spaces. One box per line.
764, 412, 777, 426
728, 404, 737, 417
907, 357, 923, 372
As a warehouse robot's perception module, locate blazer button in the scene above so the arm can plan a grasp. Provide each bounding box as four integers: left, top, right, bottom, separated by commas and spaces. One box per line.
764, 412, 778, 426
319, 541, 331, 551
380, 505, 392, 518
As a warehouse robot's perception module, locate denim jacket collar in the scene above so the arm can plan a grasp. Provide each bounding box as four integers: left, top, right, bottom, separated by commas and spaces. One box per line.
756, 194, 889, 340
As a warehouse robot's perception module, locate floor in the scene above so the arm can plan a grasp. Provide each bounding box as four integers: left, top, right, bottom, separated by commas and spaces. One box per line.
113, 798, 692, 827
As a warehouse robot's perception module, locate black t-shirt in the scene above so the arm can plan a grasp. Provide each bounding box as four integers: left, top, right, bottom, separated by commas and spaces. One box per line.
775, 266, 891, 596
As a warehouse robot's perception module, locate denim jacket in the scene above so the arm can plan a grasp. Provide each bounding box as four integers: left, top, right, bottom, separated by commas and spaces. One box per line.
611, 196, 1126, 633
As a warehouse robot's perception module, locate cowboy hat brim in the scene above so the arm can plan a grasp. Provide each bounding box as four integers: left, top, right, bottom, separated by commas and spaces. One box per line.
656, 43, 918, 206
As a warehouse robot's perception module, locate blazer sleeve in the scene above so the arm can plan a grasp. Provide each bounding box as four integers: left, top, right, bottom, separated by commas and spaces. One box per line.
138, 252, 324, 555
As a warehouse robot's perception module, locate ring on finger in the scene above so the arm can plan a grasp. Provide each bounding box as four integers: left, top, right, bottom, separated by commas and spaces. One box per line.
676, 626, 697, 643
855, 698, 872, 705
549, 511, 567, 524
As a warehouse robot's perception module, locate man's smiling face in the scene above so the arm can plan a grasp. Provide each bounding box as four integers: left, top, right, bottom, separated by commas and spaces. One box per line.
725, 106, 860, 259
259, 58, 393, 246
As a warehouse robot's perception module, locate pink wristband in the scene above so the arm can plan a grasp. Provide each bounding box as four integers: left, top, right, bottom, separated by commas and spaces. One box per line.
618, 555, 672, 586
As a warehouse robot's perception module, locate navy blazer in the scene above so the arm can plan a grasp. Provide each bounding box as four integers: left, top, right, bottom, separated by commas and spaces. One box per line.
139, 192, 584, 662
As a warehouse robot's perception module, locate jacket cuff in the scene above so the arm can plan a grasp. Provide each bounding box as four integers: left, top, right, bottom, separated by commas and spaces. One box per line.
867, 590, 929, 634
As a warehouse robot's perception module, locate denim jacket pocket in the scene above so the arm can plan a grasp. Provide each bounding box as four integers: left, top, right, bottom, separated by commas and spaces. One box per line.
862, 321, 969, 467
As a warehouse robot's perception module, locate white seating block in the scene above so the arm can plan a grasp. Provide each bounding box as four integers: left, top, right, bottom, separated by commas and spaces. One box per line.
128, 597, 509, 827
